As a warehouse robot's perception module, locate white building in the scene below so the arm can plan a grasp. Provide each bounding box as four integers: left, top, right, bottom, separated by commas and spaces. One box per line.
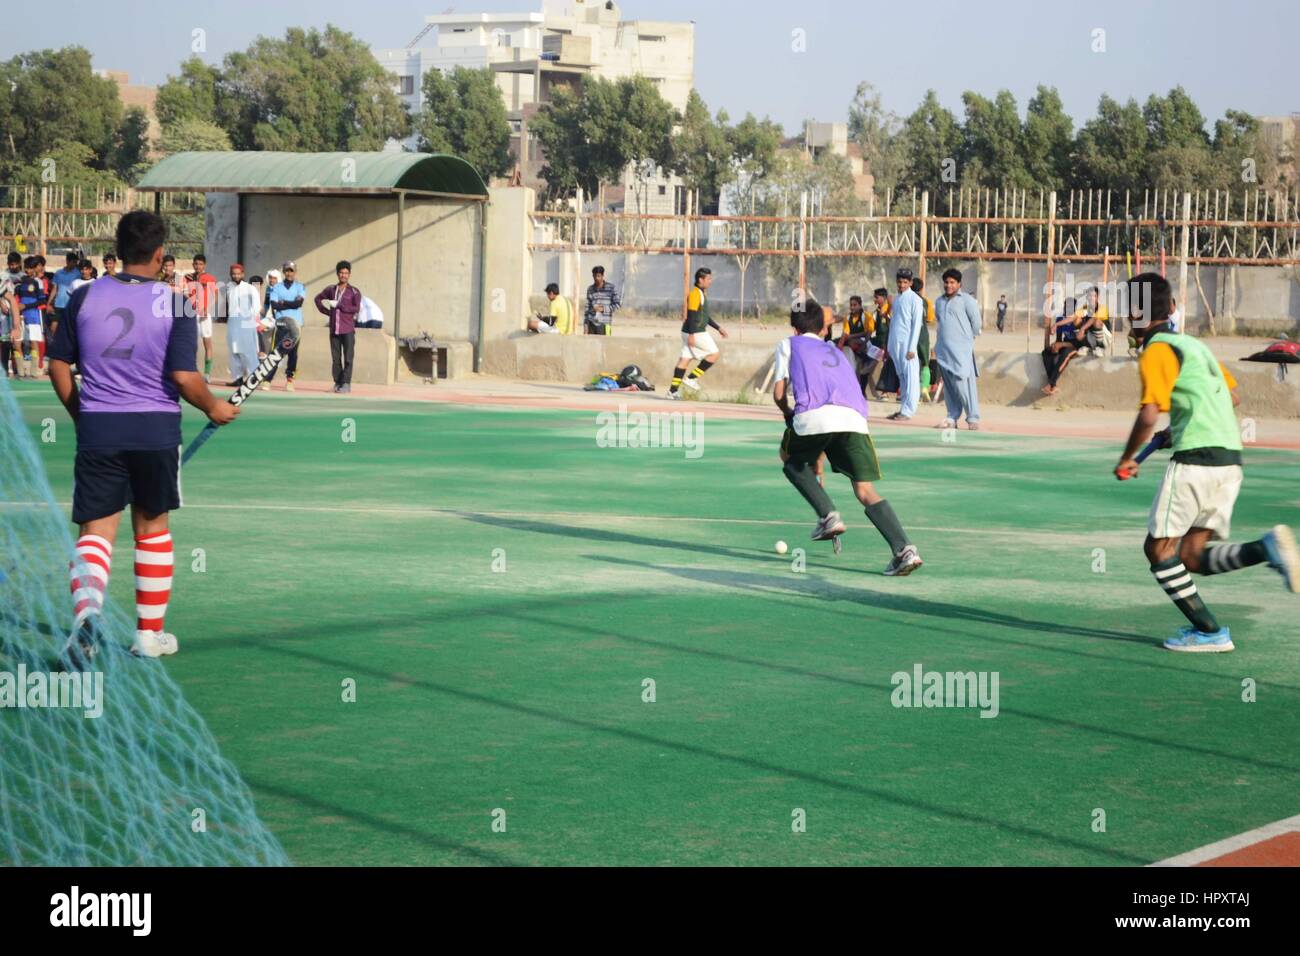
373, 0, 695, 212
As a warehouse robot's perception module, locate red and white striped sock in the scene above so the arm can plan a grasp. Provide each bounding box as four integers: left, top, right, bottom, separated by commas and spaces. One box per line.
69, 534, 113, 626
134, 531, 174, 633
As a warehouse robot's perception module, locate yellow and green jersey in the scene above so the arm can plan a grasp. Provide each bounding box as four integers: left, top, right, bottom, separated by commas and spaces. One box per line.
1139, 332, 1241, 465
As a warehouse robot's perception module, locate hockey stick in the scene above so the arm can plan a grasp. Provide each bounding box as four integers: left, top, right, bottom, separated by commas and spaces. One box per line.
182, 320, 300, 465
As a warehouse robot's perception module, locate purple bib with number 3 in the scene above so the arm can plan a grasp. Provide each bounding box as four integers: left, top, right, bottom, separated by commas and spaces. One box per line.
77, 279, 179, 415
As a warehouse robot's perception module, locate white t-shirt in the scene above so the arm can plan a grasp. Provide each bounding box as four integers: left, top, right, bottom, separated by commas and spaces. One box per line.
71, 277, 93, 293
360, 296, 384, 327
774, 333, 873, 436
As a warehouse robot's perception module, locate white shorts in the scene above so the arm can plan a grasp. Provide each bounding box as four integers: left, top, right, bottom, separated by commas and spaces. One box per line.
197, 315, 213, 339
23, 320, 43, 343
680, 330, 719, 361
1147, 462, 1243, 540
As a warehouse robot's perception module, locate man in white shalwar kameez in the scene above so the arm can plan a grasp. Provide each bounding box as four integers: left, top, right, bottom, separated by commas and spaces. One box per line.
225, 263, 262, 385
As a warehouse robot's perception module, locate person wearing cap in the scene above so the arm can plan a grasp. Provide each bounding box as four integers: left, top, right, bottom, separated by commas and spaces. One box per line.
266, 261, 306, 390
225, 263, 262, 386
886, 267, 924, 420
584, 265, 620, 335
934, 267, 982, 430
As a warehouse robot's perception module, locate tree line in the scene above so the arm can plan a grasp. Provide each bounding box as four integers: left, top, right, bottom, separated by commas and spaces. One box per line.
0, 26, 1289, 218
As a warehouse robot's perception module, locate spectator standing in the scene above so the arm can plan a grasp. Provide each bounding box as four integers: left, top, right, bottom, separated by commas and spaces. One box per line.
0, 268, 15, 378
71, 259, 97, 293
101, 253, 117, 277
584, 265, 619, 335
266, 261, 306, 391
33, 256, 55, 343
933, 268, 983, 430
996, 294, 1008, 333
886, 268, 923, 421
51, 252, 81, 336
225, 264, 262, 386
16, 256, 48, 376
184, 254, 217, 382
258, 271, 280, 357
314, 260, 362, 394
2, 254, 22, 377
838, 295, 876, 396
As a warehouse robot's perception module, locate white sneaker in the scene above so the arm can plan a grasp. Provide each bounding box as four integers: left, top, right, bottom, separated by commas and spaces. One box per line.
883, 545, 923, 576
665, 390, 682, 400
682, 376, 700, 392
131, 630, 179, 658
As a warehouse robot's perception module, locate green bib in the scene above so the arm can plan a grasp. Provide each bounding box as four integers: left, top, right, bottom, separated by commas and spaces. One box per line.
1149, 331, 1241, 455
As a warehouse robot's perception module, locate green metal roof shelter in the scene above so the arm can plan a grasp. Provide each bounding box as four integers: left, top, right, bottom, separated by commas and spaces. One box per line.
136, 151, 489, 201
137, 151, 492, 375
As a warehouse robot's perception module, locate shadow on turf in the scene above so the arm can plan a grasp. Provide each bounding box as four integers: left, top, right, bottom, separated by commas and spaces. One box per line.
503, 585, 1300, 777
456, 511, 1181, 648
244, 640, 1149, 865
243, 776, 524, 867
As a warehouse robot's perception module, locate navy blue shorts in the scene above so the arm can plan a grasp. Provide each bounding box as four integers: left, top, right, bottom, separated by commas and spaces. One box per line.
72, 447, 181, 524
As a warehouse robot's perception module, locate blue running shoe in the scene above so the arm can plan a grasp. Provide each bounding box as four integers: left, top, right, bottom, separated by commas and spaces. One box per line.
1262, 524, 1299, 593
1163, 625, 1234, 653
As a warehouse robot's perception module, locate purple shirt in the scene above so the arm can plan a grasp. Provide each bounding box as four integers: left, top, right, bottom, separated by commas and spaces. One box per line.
315, 284, 362, 334
788, 334, 870, 420
47, 274, 198, 450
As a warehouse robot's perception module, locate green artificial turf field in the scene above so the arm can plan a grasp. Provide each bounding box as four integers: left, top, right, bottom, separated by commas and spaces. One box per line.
8, 378, 1300, 866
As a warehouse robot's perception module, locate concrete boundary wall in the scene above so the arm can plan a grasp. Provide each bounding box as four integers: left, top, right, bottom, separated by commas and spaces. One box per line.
530, 250, 1300, 335
484, 335, 1300, 418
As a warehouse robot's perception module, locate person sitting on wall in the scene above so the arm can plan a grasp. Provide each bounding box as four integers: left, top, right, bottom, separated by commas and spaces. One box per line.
528, 283, 573, 335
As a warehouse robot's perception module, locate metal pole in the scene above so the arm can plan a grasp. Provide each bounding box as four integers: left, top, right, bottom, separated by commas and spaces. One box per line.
475, 199, 488, 371
1177, 191, 1191, 331
1043, 190, 1057, 351
573, 187, 583, 335
395, 191, 405, 343
798, 191, 807, 294
918, 190, 929, 285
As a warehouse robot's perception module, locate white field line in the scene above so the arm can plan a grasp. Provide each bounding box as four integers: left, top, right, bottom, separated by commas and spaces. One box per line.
2, 499, 1140, 543
1148, 813, 1300, 866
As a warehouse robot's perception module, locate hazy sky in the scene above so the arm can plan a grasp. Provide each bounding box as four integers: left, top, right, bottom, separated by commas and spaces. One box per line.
7, 0, 1296, 132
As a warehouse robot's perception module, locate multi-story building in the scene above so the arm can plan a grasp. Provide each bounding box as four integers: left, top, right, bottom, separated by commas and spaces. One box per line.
373, 0, 695, 212
95, 70, 162, 159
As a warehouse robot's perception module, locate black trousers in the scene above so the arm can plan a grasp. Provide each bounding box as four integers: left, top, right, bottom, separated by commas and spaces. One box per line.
330, 332, 355, 387
1042, 342, 1079, 387
267, 340, 299, 382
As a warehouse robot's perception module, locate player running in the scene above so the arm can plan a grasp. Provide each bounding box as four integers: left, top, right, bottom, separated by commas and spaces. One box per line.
1115, 273, 1297, 653
666, 267, 727, 399
47, 211, 239, 660
775, 294, 923, 575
